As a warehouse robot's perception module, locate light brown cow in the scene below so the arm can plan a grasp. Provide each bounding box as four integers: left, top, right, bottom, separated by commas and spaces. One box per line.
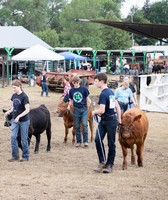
118, 107, 149, 170
57, 101, 93, 144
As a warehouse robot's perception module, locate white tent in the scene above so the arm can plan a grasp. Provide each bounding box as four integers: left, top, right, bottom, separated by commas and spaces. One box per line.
11, 44, 65, 61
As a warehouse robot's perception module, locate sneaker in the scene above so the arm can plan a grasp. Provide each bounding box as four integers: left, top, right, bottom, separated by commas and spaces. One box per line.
93, 163, 105, 173
8, 158, 19, 162
75, 143, 81, 147
102, 165, 112, 173
84, 142, 89, 147
20, 158, 29, 162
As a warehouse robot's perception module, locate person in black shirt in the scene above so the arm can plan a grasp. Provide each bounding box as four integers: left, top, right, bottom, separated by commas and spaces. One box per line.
92, 73, 121, 173
4, 80, 30, 162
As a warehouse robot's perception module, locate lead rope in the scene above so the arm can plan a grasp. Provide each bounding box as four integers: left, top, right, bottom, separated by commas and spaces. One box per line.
94, 115, 106, 163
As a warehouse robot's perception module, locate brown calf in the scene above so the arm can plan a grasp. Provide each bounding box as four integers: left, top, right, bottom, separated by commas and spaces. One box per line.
118, 107, 149, 170
57, 101, 93, 144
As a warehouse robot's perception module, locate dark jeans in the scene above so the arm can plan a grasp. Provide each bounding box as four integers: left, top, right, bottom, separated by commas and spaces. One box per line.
133, 79, 140, 94
95, 115, 118, 166
118, 102, 128, 113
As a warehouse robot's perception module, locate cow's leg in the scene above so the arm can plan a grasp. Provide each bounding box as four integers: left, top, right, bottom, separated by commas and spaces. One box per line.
136, 143, 144, 167
121, 145, 128, 170
46, 124, 51, 151
131, 145, 135, 165
34, 134, 41, 153
89, 119, 93, 142
28, 134, 32, 147
64, 126, 69, 143
72, 127, 75, 144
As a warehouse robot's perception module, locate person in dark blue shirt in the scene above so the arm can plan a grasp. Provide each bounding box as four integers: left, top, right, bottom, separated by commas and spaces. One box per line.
92, 73, 121, 173
69, 76, 90, 148
41, 70, 49, 97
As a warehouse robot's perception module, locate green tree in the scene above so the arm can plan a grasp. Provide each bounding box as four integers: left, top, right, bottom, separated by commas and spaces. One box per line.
0, 0, 48, 32
34, 28, 60, 47
0, 0, 68, 32
59, 0, 129, 49
59, 0, 105, 48
146, 0, 168, 24
125, 6, 156, 45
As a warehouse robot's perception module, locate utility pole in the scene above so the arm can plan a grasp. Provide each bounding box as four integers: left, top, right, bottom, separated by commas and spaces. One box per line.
131, 7, 135, 47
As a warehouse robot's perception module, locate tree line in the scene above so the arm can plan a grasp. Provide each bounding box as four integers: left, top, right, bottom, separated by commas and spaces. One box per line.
0, 0, 167, 49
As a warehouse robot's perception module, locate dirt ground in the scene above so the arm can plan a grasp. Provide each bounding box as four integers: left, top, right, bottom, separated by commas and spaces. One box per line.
0, 82, 167, 200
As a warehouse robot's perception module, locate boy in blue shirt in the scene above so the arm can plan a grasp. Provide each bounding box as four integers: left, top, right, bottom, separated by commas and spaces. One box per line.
69, 76, 90, 147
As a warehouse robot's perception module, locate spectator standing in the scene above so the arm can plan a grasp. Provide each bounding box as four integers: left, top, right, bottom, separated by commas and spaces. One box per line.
4, 80, 30, 162
132, 64, 140, 94
148, 59, 154, 74
115, 79, 137, 114
124, 77, 138, 109
61, 77, 71, 103
41, 70, 49, 97
92, 73, 121, 173
164, 60, 168, 74
123, 63, 130, 75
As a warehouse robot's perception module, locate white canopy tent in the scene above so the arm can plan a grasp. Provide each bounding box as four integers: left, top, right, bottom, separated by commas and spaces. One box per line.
11, 44, 65, 81
11, 44, 64, 61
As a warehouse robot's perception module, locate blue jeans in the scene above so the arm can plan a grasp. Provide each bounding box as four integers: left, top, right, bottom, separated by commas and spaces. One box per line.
73, 107, 88, 143
41, 82, 48, 96
95, 116, 117, 165
11, 119, 30, 160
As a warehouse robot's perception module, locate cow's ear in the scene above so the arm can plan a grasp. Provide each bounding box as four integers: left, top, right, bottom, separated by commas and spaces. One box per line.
134, 114, 142, 122
2, 109, 7, 113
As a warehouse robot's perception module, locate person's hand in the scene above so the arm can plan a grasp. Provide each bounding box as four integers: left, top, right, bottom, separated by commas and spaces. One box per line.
4, 111, 10, 117
92, 111, 96, 116
14, 116, 20, 123
67, 105, 70, 110
134, 102, 138, 107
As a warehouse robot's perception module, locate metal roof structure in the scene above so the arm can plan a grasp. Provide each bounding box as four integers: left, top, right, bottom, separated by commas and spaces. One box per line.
75, 19, 168, 43
0, 26, 51, 55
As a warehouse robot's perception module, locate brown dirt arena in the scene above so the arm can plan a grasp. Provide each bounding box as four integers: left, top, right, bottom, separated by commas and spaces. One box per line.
0, 81, 167, 200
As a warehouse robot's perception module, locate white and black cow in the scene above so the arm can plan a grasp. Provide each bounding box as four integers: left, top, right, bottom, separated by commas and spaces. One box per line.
3, 104, 51, 153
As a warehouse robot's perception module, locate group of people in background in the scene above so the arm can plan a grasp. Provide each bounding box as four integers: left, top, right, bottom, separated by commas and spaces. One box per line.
110, 57, 168, 76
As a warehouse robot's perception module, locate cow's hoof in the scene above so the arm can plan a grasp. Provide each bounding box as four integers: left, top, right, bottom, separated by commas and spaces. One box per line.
47, 148, 51, 152
122, 166, 127, 170
34, 151, 39, 154
138, 163, 143, 167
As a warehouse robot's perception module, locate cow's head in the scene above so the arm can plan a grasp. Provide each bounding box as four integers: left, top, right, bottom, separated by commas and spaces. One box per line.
56, 101, 69, 117
2, 109, 12, 127
119, 114, 142, 139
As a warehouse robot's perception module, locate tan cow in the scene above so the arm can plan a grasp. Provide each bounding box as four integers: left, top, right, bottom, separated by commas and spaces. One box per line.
118, 107, 149, 170
57, 101, 93, 144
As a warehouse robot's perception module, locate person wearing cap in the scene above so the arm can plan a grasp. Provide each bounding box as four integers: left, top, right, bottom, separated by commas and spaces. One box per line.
115, 79, 137, 114
69, 76, 90, 148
